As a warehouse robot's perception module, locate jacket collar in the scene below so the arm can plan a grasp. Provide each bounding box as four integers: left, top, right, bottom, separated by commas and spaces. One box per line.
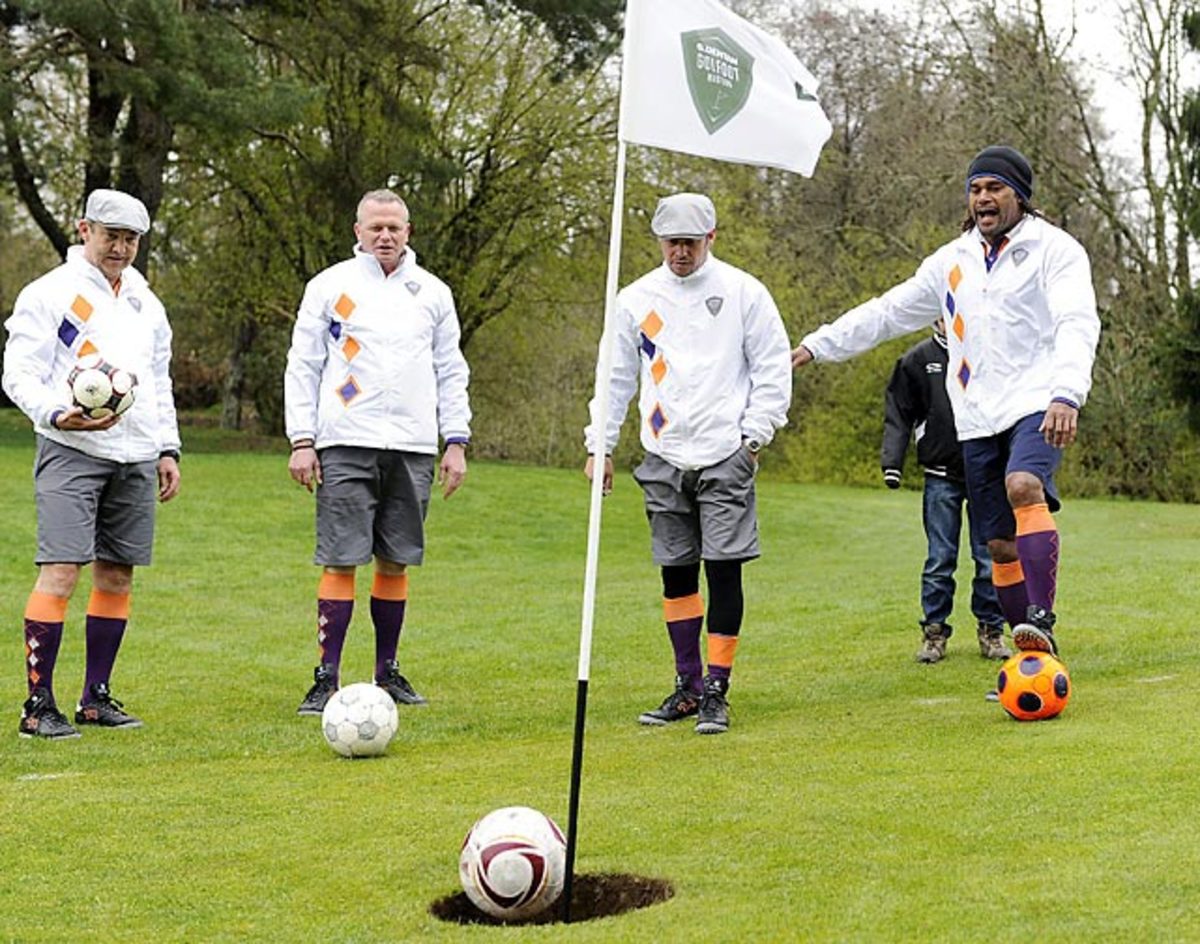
66, 245, 146, 295
353, 244, 420, 279
657, 252, 718, 286
962, 213, 1041, 252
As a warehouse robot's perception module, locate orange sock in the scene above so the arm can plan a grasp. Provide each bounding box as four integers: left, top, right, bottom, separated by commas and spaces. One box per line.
707, 633, 739, 681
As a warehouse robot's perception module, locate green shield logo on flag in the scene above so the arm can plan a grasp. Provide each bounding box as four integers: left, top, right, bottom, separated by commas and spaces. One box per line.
681, 28, 755, 135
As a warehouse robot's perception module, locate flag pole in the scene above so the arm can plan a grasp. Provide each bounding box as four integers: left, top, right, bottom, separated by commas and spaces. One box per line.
561, 128, 629, 924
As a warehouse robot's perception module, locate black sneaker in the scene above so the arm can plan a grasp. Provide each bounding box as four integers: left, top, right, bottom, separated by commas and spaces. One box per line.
297, 663, 338, 716
18, 688, 80, 740
375, 660, 427, 706
75, 682, 143, 728
695, 675, 730, 735
1012, 605, 1059, 655
638, 674, 701, 726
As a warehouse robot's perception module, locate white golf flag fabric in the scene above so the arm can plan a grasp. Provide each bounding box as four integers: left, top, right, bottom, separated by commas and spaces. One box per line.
621, 0, 832, 177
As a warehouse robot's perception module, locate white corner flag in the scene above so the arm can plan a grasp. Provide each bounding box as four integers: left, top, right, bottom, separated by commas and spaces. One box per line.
621, 0, 832, 177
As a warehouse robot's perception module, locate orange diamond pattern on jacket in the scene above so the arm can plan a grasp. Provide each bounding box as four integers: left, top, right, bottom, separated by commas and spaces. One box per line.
651, 355, 668, 384
945, 268, 966, 341
71, 295, 94, 321
78, 339, 99, 357
640, 310, 663, 339
343, 336, 361, 361
334, 294, 356, 319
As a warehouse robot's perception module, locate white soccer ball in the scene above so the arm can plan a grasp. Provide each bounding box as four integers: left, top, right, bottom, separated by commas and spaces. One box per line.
459, 806, 567, 921
67, 354, 137, 419
320, 682, 398, 757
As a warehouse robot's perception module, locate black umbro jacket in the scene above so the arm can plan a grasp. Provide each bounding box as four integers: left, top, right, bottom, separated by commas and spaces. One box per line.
881, 332, 964, 482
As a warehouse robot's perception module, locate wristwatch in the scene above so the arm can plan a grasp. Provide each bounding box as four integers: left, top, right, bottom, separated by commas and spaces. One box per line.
744, 438, 762, 453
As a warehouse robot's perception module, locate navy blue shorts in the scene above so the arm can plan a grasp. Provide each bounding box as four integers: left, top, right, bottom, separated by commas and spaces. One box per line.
962, 413, 1061, 543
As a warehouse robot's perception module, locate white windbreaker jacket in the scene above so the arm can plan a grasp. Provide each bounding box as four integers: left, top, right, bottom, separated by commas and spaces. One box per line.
284, 247, 471, 453
2, 246, 180, 463
800, 216, 1100, 440
586, 254, 792, 471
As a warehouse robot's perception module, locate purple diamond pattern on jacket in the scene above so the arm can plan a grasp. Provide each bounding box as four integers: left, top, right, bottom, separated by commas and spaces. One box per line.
649, 404, 667, 437
957, 359, 971, 389
57, 318, 79, 348
640, 333, 656, 359
329, 321, 342, 340
338, 377, 361, 404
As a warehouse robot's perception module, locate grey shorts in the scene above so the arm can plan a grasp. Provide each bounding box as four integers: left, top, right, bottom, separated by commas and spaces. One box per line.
315, 447, 435, 567
632, 448, 759, 566
33, 436, 158, 566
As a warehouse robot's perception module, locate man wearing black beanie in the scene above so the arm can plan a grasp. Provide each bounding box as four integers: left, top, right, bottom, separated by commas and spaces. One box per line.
792, 145, 1101, 661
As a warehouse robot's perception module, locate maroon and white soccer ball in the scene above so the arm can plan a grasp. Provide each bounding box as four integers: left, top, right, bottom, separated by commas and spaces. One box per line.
459, 806, 567, 921
67, 354, 137, 419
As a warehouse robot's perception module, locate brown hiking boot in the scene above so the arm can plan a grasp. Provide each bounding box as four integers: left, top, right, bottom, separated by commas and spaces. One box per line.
915, 622, 952, 663
976, 622, 1012, 660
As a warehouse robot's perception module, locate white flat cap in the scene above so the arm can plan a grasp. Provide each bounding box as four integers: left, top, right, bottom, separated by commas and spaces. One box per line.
651, 192, 716, 239
83, 189, 150, 235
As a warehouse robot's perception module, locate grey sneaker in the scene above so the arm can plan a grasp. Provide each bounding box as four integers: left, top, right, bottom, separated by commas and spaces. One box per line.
695, 675, 730, 735
375, 660, 427, 706
916, 622, 952, 663
1012, 606, 1058, 655
297, 663, 338, 716
976, 622, 1012, 660
75, 682, 143, 728
638, 674, 701, 725
19, 688, 80, 740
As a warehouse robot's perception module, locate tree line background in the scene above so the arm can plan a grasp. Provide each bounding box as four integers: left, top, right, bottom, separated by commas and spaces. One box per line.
0, 0, 1197, 501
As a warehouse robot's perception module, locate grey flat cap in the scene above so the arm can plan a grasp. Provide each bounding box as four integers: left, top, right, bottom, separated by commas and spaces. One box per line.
651, 192, 716, 239
83, 189, 150, 235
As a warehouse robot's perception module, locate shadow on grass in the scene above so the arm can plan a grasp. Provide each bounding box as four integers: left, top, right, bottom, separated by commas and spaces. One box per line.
430, 873, 674, 925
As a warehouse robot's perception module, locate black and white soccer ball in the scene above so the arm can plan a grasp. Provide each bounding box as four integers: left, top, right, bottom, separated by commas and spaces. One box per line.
320, 682, 398, 757
459, 806, 567, 921
67, 354, 137, 419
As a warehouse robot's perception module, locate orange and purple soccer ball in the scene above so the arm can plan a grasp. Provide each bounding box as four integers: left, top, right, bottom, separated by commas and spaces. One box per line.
997, 651, 1071, 721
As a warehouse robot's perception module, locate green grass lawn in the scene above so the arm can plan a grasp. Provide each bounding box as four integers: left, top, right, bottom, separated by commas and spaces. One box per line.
1, 412, 1199, 942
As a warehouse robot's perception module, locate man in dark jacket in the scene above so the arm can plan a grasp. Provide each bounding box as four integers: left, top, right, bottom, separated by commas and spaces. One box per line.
882, 321, 1009, 663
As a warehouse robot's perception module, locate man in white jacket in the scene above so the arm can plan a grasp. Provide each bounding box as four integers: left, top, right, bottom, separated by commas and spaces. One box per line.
794, 146, 1101, 658
585, 193, 792, 735
3, 188, 182, 739
285, 189, 470, 715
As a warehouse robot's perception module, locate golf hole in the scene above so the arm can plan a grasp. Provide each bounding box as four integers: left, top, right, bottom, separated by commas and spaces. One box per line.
430, 872, 675, 925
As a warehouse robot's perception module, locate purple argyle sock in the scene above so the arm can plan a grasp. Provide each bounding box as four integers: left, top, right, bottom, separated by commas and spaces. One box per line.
25, 620, 63, 698
371, 597, 407, 678
665, 593, 705, 690
317, 599, 352, 680
1016, 531, 1059, 612
82, 614, 127, 700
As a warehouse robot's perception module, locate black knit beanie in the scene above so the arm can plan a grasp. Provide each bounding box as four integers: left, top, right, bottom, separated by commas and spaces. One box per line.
966, 145, 1034, 201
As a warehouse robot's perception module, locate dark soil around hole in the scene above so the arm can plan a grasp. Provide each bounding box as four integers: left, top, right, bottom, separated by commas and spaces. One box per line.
430, 872, 674, 925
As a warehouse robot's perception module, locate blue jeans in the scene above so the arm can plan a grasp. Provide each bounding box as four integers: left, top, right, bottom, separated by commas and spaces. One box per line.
921, 474, 1005, 628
